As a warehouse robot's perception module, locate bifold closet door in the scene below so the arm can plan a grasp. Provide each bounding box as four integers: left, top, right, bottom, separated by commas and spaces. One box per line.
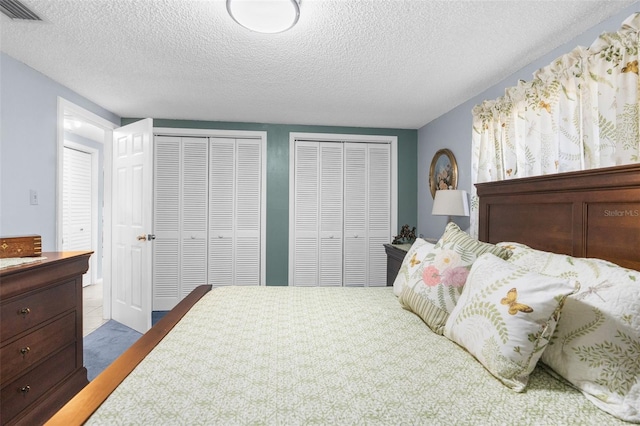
292, 142, 320, 286
292, 140, 390, 287
366, 144, 391, 287
343, 143, 390, 287
153, 136, 208, 310
318, 143, 344, 286
292, 142, 344, 286
208, 138, 262, 286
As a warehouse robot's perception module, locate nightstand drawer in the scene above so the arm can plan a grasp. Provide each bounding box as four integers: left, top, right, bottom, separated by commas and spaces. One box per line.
1, 312, 76, 383
0, 279, 76, 342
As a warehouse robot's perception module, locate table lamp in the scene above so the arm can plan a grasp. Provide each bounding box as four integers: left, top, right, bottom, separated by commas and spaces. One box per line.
432, 189, 470, 223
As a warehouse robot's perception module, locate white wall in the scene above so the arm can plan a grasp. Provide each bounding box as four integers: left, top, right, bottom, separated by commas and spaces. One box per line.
417, 2, 640, 240
0, 53, 119, 250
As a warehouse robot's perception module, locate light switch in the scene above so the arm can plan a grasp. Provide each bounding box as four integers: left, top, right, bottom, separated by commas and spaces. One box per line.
30, 189, 38, 205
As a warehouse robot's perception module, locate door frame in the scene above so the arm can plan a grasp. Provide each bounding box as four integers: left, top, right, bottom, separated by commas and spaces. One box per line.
57, 97, 117, 318
61, 141, 99, 286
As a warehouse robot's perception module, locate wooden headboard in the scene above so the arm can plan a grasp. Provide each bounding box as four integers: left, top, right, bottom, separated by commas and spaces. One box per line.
476, 163, 640, 271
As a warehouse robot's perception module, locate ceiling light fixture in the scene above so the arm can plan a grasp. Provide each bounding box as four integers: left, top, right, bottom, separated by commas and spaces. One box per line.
227, 0, 300, 34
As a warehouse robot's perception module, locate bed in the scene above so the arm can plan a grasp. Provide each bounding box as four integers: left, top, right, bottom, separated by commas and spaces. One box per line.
48, 163, 640, 425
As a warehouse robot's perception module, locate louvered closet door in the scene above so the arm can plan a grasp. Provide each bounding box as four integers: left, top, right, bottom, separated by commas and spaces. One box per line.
209, 138, 235, 286
367, 144, 391, 286
343, 143, 391, 287
343, 143, 368, 286
153, 136, 208, 310
153, 136, 180, 310
319, 143, 344, 286
180, 138, 209, 297
292, 141, 319, 286
292, 142, 344, 286
235, 139, 262, 285
208, 138, 262, 286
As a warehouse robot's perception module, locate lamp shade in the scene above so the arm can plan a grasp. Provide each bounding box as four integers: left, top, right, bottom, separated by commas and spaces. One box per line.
227, 0, 300, 34
432, 189, 469, 217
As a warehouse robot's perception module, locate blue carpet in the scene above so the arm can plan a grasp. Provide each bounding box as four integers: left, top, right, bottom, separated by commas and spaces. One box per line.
152, 310, 169, 324
83, 312, 170, 381
84, 320, 142, 381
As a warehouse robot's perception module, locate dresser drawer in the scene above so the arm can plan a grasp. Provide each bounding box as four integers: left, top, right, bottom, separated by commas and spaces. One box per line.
1, 313, 76, 383
0, 280, 76, 342
1, 344, 76, 423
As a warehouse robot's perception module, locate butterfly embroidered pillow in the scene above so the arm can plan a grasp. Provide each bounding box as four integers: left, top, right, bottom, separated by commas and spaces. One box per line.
392, 238, 435, 297
443, 253, 578, 392
399, 222, 512, 334
498, 242, 640, 422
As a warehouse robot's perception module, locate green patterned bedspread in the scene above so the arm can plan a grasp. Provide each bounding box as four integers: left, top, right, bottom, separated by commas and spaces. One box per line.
88, 286, 629, 425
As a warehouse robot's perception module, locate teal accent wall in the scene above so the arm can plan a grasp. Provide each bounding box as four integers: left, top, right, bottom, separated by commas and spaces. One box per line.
123, 118, 418, 286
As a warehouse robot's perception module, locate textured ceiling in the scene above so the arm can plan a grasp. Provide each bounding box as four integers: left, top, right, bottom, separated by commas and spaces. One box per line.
1, 0, 636, 129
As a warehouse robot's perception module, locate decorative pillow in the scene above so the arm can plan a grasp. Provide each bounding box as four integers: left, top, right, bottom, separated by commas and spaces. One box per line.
443, 253, 578, 392
398, 222, 512, 334
498, 242, 640, 422
392, 239, 435, 297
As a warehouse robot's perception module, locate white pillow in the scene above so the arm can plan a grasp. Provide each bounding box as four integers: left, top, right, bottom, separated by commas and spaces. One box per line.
498, 242, 640, 422
444, 253, 578, 392
392, 238, 435, 297
399, 223, 512, 334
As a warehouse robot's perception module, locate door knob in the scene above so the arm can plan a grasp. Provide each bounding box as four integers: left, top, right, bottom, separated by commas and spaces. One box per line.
137, 234, 147, 241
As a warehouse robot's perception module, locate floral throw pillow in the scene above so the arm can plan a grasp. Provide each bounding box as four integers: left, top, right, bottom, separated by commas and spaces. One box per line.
498, 242, 640, 422
444, 253, 578, 392
398, 222, 512, 334
392, 239, 435, 297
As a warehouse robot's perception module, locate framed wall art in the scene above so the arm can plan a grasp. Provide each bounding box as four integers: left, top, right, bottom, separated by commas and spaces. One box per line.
429, 148, 458, 198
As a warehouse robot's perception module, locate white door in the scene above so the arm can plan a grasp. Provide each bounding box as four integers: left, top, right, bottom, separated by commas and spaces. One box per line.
111, 119, 153, 333
153, 136, 209, 310
367, 144, 391, 287
208, 138, 236, 286
179, 138, 209, 298
318, 142, 343, 286
343, 143, 391, 286
208, 137, 262, 286
343, 143, 368, 286
62, 146, 93, 285
233, 139, 262, 285
291, 141, 320, 286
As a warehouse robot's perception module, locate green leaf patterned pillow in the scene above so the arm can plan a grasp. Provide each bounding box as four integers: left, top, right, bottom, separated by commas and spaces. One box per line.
444, 253, 578, 392
392, 238, 435, 297
398, 222, 512, 334
498, 242, 640, 422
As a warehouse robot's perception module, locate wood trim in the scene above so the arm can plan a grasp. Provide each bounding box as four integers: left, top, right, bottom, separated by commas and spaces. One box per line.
45, 284, 212, 426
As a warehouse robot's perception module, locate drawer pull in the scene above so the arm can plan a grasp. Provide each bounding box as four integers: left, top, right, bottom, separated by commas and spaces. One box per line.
20, 385, 30, 395
19, 307, 31, 316
20, 346, 31, 357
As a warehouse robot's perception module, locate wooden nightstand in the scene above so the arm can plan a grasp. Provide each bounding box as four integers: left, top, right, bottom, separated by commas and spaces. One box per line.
383, 243, 411, 287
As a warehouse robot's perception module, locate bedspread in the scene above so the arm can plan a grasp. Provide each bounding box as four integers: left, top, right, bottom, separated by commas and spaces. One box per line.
87, 286, 628, 425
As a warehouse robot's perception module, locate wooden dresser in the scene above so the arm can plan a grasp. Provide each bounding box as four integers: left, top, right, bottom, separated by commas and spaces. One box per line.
0, 251, 91, 425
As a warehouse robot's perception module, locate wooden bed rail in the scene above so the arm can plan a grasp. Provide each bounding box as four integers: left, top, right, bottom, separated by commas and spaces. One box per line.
45, 285, 212, 426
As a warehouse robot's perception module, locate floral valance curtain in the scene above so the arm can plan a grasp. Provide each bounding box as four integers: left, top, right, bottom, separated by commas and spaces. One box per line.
470, 13, 640, 238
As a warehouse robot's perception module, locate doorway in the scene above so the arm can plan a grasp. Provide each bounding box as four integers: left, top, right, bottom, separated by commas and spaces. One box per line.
57, 97, 116, 329
62, 143, 97, 286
